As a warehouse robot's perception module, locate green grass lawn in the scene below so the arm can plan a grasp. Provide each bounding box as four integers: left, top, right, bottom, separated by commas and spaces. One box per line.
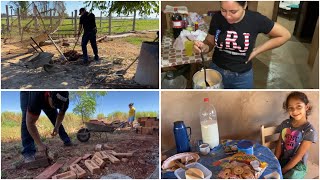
1, 18, 159, 35
123, 36, 154, 46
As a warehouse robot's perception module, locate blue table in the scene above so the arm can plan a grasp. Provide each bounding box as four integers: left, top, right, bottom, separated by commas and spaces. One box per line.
162, 142, 283, 179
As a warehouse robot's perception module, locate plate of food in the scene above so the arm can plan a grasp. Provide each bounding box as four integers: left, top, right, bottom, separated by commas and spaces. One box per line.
221, 139, 238, 155
217, 152, 268, 179
161, 152, 200, 172
174, 162, 212, 179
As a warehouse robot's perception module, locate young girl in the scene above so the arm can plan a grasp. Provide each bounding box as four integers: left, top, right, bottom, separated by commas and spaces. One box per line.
275, 92, 317, 178
128, 103, 136, 128
194, 1, 291, 88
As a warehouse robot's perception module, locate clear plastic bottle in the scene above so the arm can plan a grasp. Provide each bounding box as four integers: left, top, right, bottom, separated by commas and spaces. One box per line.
199, 97, 219, 149
183, 16, 188, 29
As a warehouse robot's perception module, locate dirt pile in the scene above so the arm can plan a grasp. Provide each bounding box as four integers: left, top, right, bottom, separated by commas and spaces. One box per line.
63, 50, 82, 61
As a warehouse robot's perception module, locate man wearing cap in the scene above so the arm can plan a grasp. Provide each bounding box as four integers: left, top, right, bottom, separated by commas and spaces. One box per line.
78, 8, 99, 65
20, 91, 74, 163
128, 103, 136, 128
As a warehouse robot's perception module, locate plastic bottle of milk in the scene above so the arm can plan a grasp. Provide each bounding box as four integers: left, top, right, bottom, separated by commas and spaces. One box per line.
200, 98, 219, 149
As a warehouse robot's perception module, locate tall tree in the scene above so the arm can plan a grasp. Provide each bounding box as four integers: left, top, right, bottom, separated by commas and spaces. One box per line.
9, 1, 29, 19
70, 92, 107, 122
84, 1, 159, 16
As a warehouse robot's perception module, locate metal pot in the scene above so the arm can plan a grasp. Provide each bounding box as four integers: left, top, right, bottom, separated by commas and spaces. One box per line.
193, 69, 223, 89
161, 71, 187, 89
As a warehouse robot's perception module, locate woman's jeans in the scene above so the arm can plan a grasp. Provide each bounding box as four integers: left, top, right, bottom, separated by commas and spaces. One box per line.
211, 63, 253, 89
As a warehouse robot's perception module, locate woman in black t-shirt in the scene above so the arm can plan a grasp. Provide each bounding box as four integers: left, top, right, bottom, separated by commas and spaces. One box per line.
194, 1, 291, 89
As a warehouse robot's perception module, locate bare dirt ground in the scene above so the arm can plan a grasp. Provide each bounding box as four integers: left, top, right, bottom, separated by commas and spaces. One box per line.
1, 131, 159, 179
1, 31, 158, 89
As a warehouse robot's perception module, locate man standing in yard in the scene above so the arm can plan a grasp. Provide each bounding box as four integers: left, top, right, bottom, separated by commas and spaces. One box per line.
78, 7, 99, 65
128, 103, 136, 128
20, 91, 75, 163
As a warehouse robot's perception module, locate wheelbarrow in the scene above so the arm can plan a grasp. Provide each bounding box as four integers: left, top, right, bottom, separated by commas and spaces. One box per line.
76, 120, 126, 142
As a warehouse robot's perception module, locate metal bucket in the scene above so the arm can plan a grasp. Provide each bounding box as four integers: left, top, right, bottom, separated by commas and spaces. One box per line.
193, 69, 223, 89
134, 41, 159, 88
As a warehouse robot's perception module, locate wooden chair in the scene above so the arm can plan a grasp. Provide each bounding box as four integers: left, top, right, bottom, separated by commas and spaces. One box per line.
261, 125, 279, 151
261, 125, 319, 179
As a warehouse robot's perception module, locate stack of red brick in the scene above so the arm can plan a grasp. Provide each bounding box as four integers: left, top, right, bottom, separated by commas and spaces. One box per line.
35, 144, 133, 179
137, 117, 159, 135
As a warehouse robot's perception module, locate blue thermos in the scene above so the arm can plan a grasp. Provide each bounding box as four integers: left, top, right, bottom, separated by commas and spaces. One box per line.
173, 121, 192, 153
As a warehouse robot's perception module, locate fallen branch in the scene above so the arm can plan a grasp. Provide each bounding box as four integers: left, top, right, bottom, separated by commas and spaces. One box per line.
39, 39, 61, 46
97, 35, 108, 43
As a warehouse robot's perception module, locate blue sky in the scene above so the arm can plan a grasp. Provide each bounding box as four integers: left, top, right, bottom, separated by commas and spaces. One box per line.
1, 91, 159, 116
1, 1, 158, 18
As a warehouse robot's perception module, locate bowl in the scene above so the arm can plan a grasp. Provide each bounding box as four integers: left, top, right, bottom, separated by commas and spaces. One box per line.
193, 69, 223, 89
174, 162, 212, 179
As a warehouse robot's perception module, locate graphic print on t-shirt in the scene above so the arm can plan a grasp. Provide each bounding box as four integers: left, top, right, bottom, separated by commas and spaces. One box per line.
281, 128, 303, 151
215, 29, 251, 56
